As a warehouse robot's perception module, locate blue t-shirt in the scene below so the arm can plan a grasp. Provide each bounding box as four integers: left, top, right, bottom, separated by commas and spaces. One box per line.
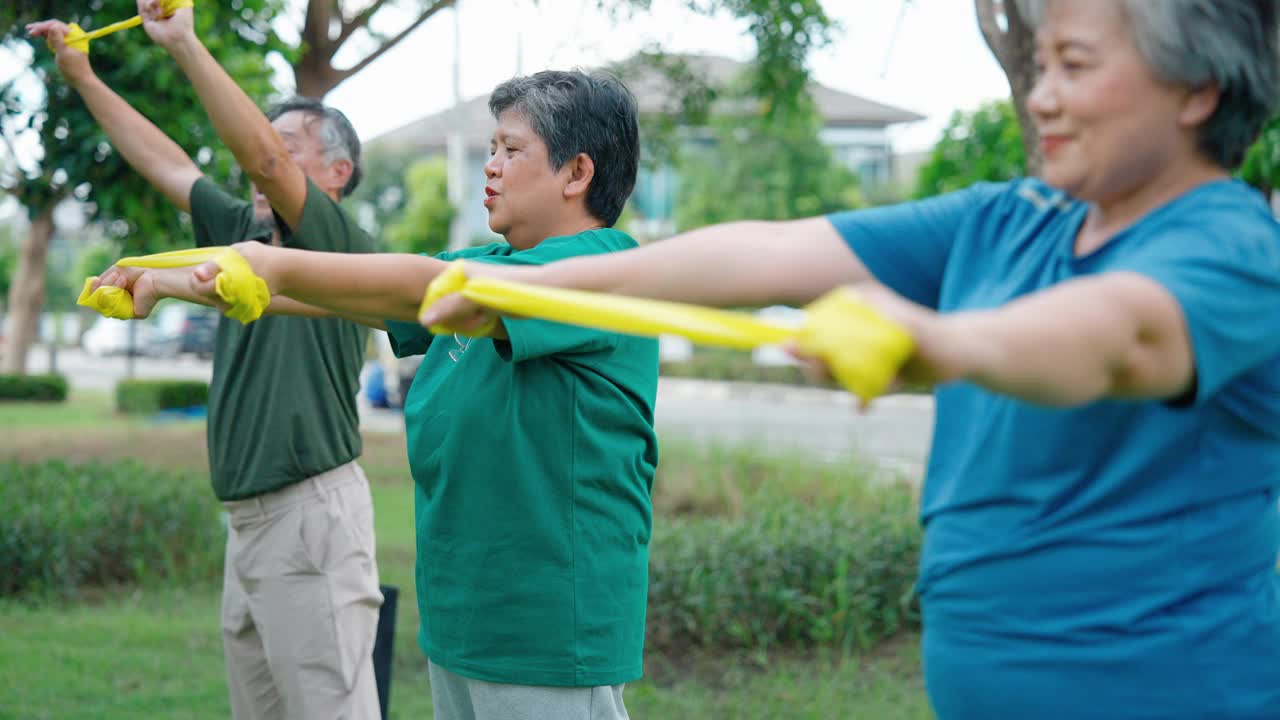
829, 178, 1280, 719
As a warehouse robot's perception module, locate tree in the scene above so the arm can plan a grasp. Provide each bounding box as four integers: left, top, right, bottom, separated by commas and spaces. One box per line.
291, 0, 456, 99
0, 0, 282, 373
0, 222, 16, 316
346, 145, 412, 240
289, 0, 833, 104
1238, 114, 1280, 198
675, 87, 864, 230
385, 157, 454, 256
976, 0, 1040, 174
914, 99, 1025, 199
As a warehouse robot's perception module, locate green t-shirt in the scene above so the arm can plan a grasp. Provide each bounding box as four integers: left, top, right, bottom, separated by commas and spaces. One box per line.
385, 229, 659, 687
189, 177, 373, 500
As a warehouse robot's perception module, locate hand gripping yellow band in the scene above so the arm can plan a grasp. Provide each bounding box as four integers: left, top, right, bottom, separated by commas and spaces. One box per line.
77, 246, 269, 324
420, 261, 915, 402
60, 0, 194, 55
77, 277, 134, 320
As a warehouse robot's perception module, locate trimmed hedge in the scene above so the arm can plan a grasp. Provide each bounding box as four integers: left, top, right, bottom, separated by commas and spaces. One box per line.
648, 492, 921, 655
116, 379, 209, 414
0, 374, 69, 403
0, 460, 224, 598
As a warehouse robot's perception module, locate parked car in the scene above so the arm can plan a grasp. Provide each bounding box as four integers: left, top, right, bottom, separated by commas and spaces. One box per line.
82, 317, 152, 357
148, 304, 217, 359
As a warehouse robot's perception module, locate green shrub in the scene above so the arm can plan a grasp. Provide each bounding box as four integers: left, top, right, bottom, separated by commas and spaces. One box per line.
647, 492, 921, 655
115, 379, 209, 414
0, 374, 69, 402
0, 460, 224, 598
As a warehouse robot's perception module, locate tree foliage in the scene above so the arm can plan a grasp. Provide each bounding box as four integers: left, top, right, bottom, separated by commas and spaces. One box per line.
1, 0, 283, 249
346, 146, 412, 240
914, 100, 1025, 199
1238, 114, 1280, 196
675, 89, 863, 230
0, 0, 283, 372
386, 157, 454, 257
0, 224, 15, 305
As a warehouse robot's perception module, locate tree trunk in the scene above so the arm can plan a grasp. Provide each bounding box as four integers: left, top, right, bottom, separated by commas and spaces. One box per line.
976, 0, 1043, 175
2, 204, 55, 375
294, 56, 343, 100
292, 0, 457, 100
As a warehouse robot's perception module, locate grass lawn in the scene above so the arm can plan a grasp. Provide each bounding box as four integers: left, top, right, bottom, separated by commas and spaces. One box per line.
1, 396, 932, 719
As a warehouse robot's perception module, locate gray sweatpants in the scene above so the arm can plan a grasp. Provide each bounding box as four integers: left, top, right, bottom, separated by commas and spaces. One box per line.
428, 660, 630, 720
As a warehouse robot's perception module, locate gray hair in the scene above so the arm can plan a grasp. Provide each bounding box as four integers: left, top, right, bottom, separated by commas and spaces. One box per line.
1017, 0, 1280, 169
266, 97, 364, 197
488, 70, 639, 227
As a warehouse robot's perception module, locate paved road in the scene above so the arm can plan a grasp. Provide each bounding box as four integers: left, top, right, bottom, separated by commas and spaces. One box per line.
25, 346, 934, 478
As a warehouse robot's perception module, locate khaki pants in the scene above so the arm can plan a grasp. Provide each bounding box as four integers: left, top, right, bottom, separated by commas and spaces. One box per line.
222, 461, 383, 720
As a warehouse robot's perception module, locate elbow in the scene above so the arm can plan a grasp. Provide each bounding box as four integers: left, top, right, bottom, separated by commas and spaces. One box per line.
245, 145, 292, 189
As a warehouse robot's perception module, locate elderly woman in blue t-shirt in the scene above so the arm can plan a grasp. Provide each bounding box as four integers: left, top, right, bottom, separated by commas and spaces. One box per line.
422, 1, 1280, 718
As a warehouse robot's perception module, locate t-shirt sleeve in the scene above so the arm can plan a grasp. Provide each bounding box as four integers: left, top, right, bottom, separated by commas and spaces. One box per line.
826, 183, 1005, 309
188, 176, 265, 248
1107, 216, 1280, 405
385, 319, 433, 358
472, 236, 624, 363
382, 245, 506, 358
276, 179, 376, 254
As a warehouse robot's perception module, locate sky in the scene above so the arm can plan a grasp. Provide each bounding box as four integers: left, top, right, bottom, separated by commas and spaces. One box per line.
0, 0, 1014, 224
309, 0, 1014, 153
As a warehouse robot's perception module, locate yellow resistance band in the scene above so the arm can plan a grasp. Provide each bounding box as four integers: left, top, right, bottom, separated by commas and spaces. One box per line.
77, 246, 269, 325
61, 0, 193, 54
420, 261, 915, 402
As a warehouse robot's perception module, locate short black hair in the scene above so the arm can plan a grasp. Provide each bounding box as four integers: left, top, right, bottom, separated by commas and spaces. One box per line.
488, 70, 639, 226
266, 97, 363, 197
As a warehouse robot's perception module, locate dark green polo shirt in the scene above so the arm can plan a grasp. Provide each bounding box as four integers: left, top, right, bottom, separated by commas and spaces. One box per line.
189, 177, 372, 500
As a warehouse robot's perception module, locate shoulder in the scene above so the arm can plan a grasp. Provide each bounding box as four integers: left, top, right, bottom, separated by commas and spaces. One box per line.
437, 241, 513, 262
526, 228, 639, 258
1129, 180, 1280, 267
990, 177, 1081, 223
190, 176, 249, 218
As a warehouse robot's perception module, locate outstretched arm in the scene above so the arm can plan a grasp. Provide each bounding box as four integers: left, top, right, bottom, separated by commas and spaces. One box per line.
842, 273, 1195, 406
26, 20, 202, 212
187, 243, 451, 324
93, 265, 388, 329
420, 217, 870, 332
135, 0, 309, 227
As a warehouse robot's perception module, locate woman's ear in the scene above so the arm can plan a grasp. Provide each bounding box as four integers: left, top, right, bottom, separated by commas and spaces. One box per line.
562, 152, 595, 201
1178, 82, 1220, 128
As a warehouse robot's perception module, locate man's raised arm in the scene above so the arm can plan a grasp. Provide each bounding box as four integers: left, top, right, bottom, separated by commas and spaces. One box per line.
26, 20, 203, 212
134, 0, 310, 228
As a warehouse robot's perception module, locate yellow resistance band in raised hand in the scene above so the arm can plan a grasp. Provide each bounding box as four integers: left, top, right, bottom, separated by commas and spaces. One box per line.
77, 246, 270, 324
60, 0, 193, 54
420, 261, 915, 402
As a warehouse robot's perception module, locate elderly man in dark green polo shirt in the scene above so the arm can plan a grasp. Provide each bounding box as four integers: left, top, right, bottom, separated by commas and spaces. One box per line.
29, 6, 383, 719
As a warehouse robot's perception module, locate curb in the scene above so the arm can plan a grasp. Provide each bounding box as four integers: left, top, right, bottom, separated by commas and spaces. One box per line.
656, 377, 936, 411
